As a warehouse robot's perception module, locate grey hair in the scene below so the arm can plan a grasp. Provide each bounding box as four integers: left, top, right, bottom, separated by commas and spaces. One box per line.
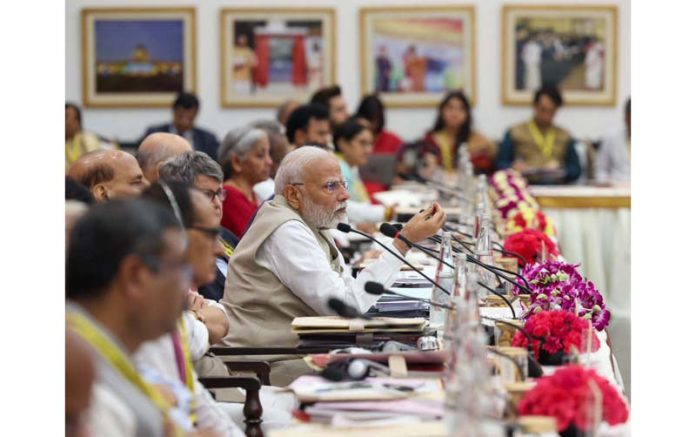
274, 146, 332, 195
217, 126, 267, 179
158, 151, 224, 186
250, 119, 285, 136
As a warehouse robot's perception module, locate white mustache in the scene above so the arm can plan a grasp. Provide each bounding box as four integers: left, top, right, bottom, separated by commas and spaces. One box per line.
334, 203, 347, 213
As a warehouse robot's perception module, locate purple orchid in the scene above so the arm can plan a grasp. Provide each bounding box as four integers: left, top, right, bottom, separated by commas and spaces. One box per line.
514, 260, 612, 331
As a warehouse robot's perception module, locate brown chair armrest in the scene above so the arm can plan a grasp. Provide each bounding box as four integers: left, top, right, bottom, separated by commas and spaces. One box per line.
223, 360, 271, 386
209, 346, 331, 355
199, 377, 263, 437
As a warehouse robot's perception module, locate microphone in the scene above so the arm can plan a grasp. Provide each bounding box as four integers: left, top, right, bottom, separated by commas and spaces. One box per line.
365, 281, 543, 377
397, 173, 473, 203
336, 223, 451, 296
380, 223, 533, 294
328, 298, 370, 320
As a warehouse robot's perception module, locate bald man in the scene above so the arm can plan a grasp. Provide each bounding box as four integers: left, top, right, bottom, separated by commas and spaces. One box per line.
66, 329, 95, 437
67, 150, 149, 202
136, 132, 193, 183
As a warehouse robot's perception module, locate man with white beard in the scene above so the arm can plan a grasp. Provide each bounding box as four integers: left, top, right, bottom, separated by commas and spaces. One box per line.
219, 146, 445, 385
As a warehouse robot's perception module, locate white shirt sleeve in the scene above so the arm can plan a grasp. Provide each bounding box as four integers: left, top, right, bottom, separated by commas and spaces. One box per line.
257, 220, 404, 314
183, 311, 209, 361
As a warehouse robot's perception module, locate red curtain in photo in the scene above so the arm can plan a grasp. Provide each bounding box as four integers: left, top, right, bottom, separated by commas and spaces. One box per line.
254, 35, 270, 88
291, 35, 307, 86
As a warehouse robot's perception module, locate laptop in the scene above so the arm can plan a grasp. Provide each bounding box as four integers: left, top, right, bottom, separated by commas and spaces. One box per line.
359, 154, 397, 185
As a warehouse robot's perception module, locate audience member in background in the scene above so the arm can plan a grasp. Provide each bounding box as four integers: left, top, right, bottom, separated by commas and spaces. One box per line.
355, 94, 403, 155
66, 199, 190, 436
595, 97, 631, 184
422, 91, 497, 174
136, 182, 244, 436
68, 150, 149, 202
250, 119, 291, 201
309, 85, 349, 131
219, 146, 445, 385
218, 126, 272, 237
65, 102, 113, 171
495, 86, 581, 184
136, 132, 193, 183
66, 330, 95, 437
159, 151, 238, 301
276, 100, 301, 127
285, 103, 332, 149
141, 92, 219, 160
334, 120, 391, 225
66, 176, 95, 205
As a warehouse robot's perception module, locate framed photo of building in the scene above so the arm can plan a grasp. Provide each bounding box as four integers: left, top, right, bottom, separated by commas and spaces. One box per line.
81, 8, 197, 108
220, 8, 336, 108
502, 5, 618, 106
359, 6, 476, 108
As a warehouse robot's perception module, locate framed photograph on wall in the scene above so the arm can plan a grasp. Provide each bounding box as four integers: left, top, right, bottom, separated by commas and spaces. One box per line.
81, 8, 197, 108
220, 8, 336, 108
359, 6, 476, 108
502, 5, 618, 106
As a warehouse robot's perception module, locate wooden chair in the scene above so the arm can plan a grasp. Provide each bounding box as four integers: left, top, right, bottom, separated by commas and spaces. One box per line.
199, 359, 272, 437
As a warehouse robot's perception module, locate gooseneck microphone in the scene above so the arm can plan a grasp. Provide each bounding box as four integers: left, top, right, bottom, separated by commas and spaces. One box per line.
336, 223, 451, 296
380, 223, 533, 294
398, 173, 473, 204
476, 281, 516, 319
364, 281, 543, 377
328, 298, 370, 320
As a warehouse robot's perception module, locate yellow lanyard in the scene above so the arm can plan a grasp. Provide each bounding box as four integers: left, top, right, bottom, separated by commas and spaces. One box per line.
433, 130, 455, 171
66, 312, 173, 416
528, 121, 556, 159
176, 318, 198, 425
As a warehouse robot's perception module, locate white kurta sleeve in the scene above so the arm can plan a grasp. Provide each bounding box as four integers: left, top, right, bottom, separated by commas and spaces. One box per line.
257, 221, 404, 314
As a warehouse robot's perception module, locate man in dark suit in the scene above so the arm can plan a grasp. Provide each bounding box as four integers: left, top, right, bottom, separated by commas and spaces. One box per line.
141, 92, 220, 160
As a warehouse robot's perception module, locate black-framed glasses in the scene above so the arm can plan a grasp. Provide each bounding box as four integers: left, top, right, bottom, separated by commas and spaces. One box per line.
188, 225, 222, 239
291, 179, 348, 194
200, 188, 227, 202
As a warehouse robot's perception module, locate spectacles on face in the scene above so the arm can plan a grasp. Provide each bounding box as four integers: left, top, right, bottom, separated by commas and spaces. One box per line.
200, 188, 227, 202
140, 255, 193, 287
188, 225, 222, 240
291, 179, 348, 195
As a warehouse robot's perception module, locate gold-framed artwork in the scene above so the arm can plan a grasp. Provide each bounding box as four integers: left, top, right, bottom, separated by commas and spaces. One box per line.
220, 8, 336, 108
501, 5, 618, 106
81, 7, 197, 108
359, 6, 477, 108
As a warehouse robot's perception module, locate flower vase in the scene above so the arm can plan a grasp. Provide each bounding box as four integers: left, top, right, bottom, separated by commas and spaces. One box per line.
559, 423, 582, 437
538, 349, 567, 366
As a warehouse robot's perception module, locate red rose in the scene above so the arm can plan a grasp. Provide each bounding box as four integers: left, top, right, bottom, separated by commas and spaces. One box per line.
503, 229, 559, 266
518, 365, 629, 431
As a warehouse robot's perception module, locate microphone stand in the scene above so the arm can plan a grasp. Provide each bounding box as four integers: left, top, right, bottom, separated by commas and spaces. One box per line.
337, 223, 451, 295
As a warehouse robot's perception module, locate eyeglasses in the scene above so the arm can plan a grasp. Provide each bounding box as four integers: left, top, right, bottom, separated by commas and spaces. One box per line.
140, 255, 194, 286
291, 179, 348, 194
200, 188, 227, 202
188, 225, 222, 240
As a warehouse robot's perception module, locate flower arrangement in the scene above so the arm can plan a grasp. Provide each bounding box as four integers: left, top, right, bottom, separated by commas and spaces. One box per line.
489, 170, 539, 219
511, 310, 600, 360
506, 208, 556, 239
518, 365, 629, 433
513, 260, 611, 331
503, 229, 559, 266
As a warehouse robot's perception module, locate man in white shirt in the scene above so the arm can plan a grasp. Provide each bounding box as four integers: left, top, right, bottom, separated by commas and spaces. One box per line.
219, 146, 445, 385
596, 98, 631, 183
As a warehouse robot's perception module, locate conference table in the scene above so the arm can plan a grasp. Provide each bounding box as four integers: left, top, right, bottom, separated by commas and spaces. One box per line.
266, 182, 630, 436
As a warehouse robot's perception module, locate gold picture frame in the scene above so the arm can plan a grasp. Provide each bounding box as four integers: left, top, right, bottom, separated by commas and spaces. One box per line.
220, 8, 336, 108
81, 7, 197, 108
359, 6, 477, 108
501, 4, 618, 106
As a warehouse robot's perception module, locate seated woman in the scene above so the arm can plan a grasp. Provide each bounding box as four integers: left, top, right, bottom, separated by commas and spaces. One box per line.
218, 126, 272, 237
422, 91, 497, 174
334, 120, 393, 225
